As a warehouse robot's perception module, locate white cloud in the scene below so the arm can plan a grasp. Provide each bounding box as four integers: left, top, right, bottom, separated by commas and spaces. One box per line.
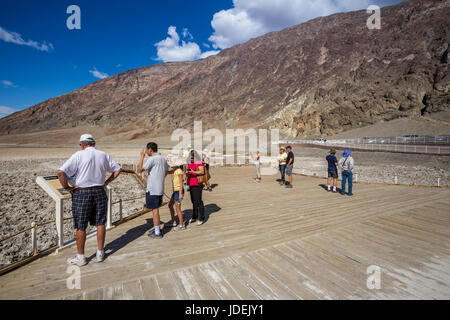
208, 0, 397, 49
89, 67, 109, 79
0, 26, 53, 52
182, 28, 194, 40
0, 106, 18, 118
155, 26, 220, 62
2, 80, 17, 88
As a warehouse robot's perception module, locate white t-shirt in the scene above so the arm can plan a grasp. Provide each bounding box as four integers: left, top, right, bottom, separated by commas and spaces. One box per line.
59, 147, 121, 188
143, 153, 169, 196
254, 153, 260, 165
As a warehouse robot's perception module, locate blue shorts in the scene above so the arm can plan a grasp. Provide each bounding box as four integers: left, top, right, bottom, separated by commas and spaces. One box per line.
146, 192, 163, 210
172, 190, 184, 203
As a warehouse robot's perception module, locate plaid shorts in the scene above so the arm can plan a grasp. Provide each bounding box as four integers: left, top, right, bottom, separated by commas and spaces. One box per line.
72, 188, 108, 231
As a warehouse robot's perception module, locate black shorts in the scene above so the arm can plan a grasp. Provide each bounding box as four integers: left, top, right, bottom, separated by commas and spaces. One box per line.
72, 188, 108, 231
328, 170, 338, 179
146, 192, 163, 210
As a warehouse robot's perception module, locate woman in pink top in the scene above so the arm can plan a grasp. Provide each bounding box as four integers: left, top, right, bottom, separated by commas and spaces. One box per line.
186, 150, 206, 225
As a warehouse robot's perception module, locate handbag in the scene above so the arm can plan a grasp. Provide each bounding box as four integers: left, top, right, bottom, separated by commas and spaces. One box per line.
196, 162, 210, 184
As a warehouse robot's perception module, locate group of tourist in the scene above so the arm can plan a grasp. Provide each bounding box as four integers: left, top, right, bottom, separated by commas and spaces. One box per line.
255, 145, 353, 195
58, 135, 211, 266
59, 133, 354, 266
276, 146, 295, 188
326, 149, 354, 196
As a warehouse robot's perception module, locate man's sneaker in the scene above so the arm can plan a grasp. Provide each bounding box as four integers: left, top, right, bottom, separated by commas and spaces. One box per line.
285, 184, 293, 188
174, 225, 186, 231
197, 220, 205, 226
348, 193, 354, 196
96, 251, 105, 263
67, 256, 87, 266
149, 230, 163, 239
332, 189, 337, 193
189, 218, 197, 224
327, 187, 331, 191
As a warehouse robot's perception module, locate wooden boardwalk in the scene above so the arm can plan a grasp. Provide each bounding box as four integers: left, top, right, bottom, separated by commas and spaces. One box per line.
1, 166, 449, 300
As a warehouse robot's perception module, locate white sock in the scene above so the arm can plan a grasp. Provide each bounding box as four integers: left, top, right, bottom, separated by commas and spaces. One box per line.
77, 254, 85, 260
154, 225, 160, 235
327, 185, 331, 190
97, 249, 104, 255
333, 186, 336, 191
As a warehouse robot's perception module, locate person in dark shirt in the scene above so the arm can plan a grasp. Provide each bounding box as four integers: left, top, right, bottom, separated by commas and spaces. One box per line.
285, 146, 295, 188
326, 149, 338, 192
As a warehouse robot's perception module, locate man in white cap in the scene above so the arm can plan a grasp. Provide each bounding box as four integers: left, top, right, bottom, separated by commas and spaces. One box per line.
58, 134, 121, 266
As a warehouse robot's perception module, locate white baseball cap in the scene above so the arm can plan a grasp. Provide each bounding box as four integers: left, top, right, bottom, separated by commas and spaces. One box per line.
80, 134, 95, 142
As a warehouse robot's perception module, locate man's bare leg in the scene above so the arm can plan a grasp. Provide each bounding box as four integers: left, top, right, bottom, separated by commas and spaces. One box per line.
153, 208, 160, 227
76, 229, 86, 255
97, 225, 106, 251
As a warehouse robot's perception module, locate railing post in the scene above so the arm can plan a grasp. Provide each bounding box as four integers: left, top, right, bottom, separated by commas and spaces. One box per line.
106, 186, 113, 229
437, 178, 440, 187
119, 198, 123, 221
55, 198, 64, 248
395, 176, 398, 184
31, 222, 37, 256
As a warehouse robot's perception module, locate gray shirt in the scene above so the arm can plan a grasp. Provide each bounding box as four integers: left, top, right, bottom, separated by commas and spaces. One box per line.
143, 153, 168, 195
338, 156, 354, 171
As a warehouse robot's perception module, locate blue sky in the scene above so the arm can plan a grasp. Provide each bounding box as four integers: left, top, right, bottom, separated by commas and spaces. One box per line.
0, 0, 403, 117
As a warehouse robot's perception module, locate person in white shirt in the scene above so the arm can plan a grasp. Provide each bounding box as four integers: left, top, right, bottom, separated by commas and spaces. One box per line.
253, 150, 261, 183
338, 149, 354, 196
138, 142, 169, 239
58, 134, 121, 266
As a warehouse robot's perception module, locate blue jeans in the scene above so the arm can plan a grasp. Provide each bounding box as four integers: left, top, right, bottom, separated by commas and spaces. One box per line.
279, 164, 286, 182
341, 171, 353, 195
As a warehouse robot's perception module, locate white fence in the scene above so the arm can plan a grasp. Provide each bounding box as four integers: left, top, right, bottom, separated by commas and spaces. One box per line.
281, 140, 450, 155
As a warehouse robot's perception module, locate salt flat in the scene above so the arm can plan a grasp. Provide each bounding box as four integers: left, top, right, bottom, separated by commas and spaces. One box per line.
0, 166, 449, 300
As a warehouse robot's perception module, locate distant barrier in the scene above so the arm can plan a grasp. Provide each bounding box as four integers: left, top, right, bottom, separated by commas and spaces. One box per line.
281, 140, 450, 155
283, 135, 450, 145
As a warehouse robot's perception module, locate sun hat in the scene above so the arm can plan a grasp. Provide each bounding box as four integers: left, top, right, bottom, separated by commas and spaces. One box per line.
329, 149, 336, 154
80, 134, 95, 142
280, 146, 286, 151
343, 149, 352, 157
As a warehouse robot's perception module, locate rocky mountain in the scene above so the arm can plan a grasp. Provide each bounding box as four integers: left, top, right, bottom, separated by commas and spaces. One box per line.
0, 0, 448, 142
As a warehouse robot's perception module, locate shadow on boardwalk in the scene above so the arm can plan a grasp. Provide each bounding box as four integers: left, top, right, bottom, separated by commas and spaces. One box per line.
94, 203, 221, 262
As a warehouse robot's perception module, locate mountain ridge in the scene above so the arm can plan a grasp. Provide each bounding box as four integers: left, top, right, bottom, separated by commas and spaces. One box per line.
0, 0, 448, 143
